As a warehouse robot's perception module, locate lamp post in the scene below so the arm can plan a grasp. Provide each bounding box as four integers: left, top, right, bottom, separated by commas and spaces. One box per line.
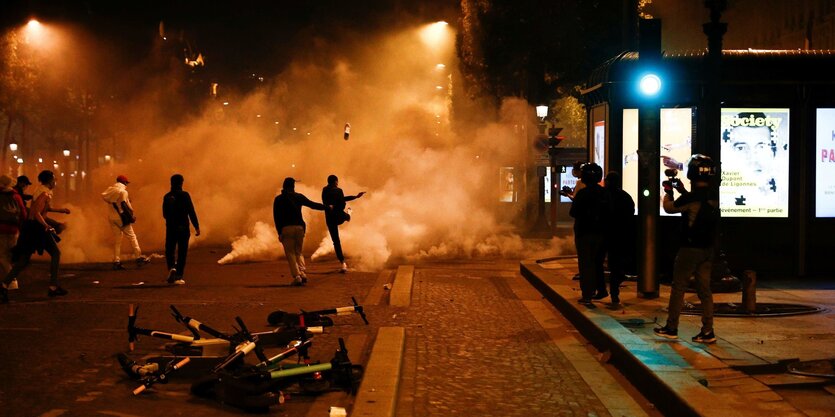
62, 149, 70, 197
636, 18, 663, 299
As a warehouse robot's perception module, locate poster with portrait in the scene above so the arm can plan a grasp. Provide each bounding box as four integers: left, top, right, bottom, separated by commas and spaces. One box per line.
816, 108, 835, 217
622, 108, 693, 215
720, 108, 790, 218
593, 121, 605, 170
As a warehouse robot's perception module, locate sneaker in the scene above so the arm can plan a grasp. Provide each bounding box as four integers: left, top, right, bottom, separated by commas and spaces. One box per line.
47, 286, 69, 297
577, 298, 593, 305
291, 276, 305, 286
7, 279, 19, 290
166, 268, 178, 283
339, 262, 348, 273
692, 331, 717, 344
653, 326, 679, 339
592, 291, 609, 300
170, 279, 185, 286
113, 262, 126, 270
136, 256, 151, 266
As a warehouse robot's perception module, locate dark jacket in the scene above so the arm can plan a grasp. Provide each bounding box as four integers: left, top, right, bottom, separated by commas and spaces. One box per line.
273, 190, 326, 235
163, 189, 199, 231
569, 183, 610, 236
322, 185, 358, 224
663, 187, 719, 248
605, 186, 635, 241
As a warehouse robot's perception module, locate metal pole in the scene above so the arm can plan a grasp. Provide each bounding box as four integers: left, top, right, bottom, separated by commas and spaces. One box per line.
637, 107, 660, 298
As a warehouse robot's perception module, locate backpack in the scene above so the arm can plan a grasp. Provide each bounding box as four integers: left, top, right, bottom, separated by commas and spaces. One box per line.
0, 192, 20, 224
685, 199, 719, 247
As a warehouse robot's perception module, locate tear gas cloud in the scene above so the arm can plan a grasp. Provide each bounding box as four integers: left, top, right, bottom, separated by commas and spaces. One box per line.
53, 22, 570, 269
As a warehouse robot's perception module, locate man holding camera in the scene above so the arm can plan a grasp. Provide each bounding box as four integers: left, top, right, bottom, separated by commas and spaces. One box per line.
654, 155, 720, 344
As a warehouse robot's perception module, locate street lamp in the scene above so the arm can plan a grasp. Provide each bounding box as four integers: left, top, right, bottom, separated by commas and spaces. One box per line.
536, 105, 548, 120
9, 143, 18, 152
63, 149, 70, 157
638, 73, 662, 97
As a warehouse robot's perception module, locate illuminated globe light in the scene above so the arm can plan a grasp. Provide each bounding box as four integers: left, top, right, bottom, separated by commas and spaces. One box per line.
63, 149, 71, 157
643, 189, 650, 197
536, 105, 548, 120
639, 73, 662, 97
9, 143, 18, 152
17, 158, 23, 164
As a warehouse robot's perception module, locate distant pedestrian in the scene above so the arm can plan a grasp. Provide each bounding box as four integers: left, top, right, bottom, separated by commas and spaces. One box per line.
102, 175, 150, 270
162, 174, 199, 285
569, 163, 610, 304
322, 174, 365, 273
273, 177, 326, 286
603, 171, 635, 305
0, 175, 26, 291
13, 175, 32, 207
1, 170, 70, 303
654, 155, 720, 344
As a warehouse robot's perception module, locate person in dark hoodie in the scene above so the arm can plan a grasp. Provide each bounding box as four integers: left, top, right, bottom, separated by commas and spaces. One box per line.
162, 174, 199, 285
322, 174, 365, 273
273, 177, 326, 286
569, 163, 611, 305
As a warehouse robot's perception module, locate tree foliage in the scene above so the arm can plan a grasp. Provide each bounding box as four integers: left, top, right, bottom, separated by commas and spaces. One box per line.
458, 0, 630, 104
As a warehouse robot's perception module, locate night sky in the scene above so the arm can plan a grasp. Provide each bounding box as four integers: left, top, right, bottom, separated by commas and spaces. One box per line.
1, 1, 458, 88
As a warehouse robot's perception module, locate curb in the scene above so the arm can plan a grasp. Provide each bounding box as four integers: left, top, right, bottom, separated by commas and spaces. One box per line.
351, 326, 405, 417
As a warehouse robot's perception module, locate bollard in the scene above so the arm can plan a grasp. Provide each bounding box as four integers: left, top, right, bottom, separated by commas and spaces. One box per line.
742, 270, 757, 313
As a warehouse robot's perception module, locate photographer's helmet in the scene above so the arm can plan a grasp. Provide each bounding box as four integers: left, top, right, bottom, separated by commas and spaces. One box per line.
580, 162, 603, 185
686, 154, 716, 182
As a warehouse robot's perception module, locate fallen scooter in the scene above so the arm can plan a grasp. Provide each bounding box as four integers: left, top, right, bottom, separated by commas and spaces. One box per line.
267, 297, 368, 327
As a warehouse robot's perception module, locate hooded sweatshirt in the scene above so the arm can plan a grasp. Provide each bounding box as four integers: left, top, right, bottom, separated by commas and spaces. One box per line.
102, 182, 134, 214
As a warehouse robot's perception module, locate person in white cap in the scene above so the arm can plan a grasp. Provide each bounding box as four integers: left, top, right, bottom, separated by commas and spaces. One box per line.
102, 175, 150, 270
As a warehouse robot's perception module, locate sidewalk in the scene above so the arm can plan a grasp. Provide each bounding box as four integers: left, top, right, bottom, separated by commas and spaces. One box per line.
521, 259, 835, 417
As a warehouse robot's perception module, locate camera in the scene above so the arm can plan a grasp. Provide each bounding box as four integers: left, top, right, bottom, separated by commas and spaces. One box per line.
558, 185, 573, 197
663, 168, 681, 194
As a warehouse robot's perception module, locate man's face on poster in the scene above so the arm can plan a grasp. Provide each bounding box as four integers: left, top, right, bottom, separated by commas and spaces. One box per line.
729, 125, 772, 174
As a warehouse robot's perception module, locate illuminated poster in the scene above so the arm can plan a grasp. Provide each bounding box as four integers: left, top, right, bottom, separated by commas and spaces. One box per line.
816, 109, 835, 217
720, 108, 790, 218
622, 108, 693, 215
593, 121, 605, 170
499, 167, 515, 202
560, 167, 576, 203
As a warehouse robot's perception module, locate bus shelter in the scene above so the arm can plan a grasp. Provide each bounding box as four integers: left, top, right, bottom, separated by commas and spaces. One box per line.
580, 50, 835, 277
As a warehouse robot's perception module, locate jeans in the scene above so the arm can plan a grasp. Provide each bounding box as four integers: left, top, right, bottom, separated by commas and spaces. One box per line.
4, 233, 60, 287
326, 221, 344, 262
280, 225, 305, 279
109, 214, 141, 262
165, 227, 191, 275
665, 246, 714, 334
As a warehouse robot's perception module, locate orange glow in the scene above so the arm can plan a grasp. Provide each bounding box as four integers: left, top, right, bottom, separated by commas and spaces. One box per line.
419, 21, 451, 49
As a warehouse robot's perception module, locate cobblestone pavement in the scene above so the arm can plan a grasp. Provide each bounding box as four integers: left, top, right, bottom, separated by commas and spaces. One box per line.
395, 261, 613, 417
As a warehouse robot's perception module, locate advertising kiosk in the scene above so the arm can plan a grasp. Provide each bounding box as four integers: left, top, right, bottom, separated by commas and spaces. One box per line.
580, 50, 835, 277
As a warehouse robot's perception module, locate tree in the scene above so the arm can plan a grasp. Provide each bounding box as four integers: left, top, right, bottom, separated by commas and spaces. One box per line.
458, 0, 631, 104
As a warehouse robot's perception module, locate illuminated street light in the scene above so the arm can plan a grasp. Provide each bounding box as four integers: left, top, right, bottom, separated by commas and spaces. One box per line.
104, 154, 111, 162
17, 158, 23, 164
536, 105, 548, 120
38, 158, 43, 163
638, 73, 662, 97
420, 21, 451, 48
9, 143, 18, 152
63, 149, 71, 157
436, 63, 446, 70
435, 85, 443, 90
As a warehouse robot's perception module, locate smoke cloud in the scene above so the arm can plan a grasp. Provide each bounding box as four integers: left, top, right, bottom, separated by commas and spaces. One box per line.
42, 20, 572, 269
